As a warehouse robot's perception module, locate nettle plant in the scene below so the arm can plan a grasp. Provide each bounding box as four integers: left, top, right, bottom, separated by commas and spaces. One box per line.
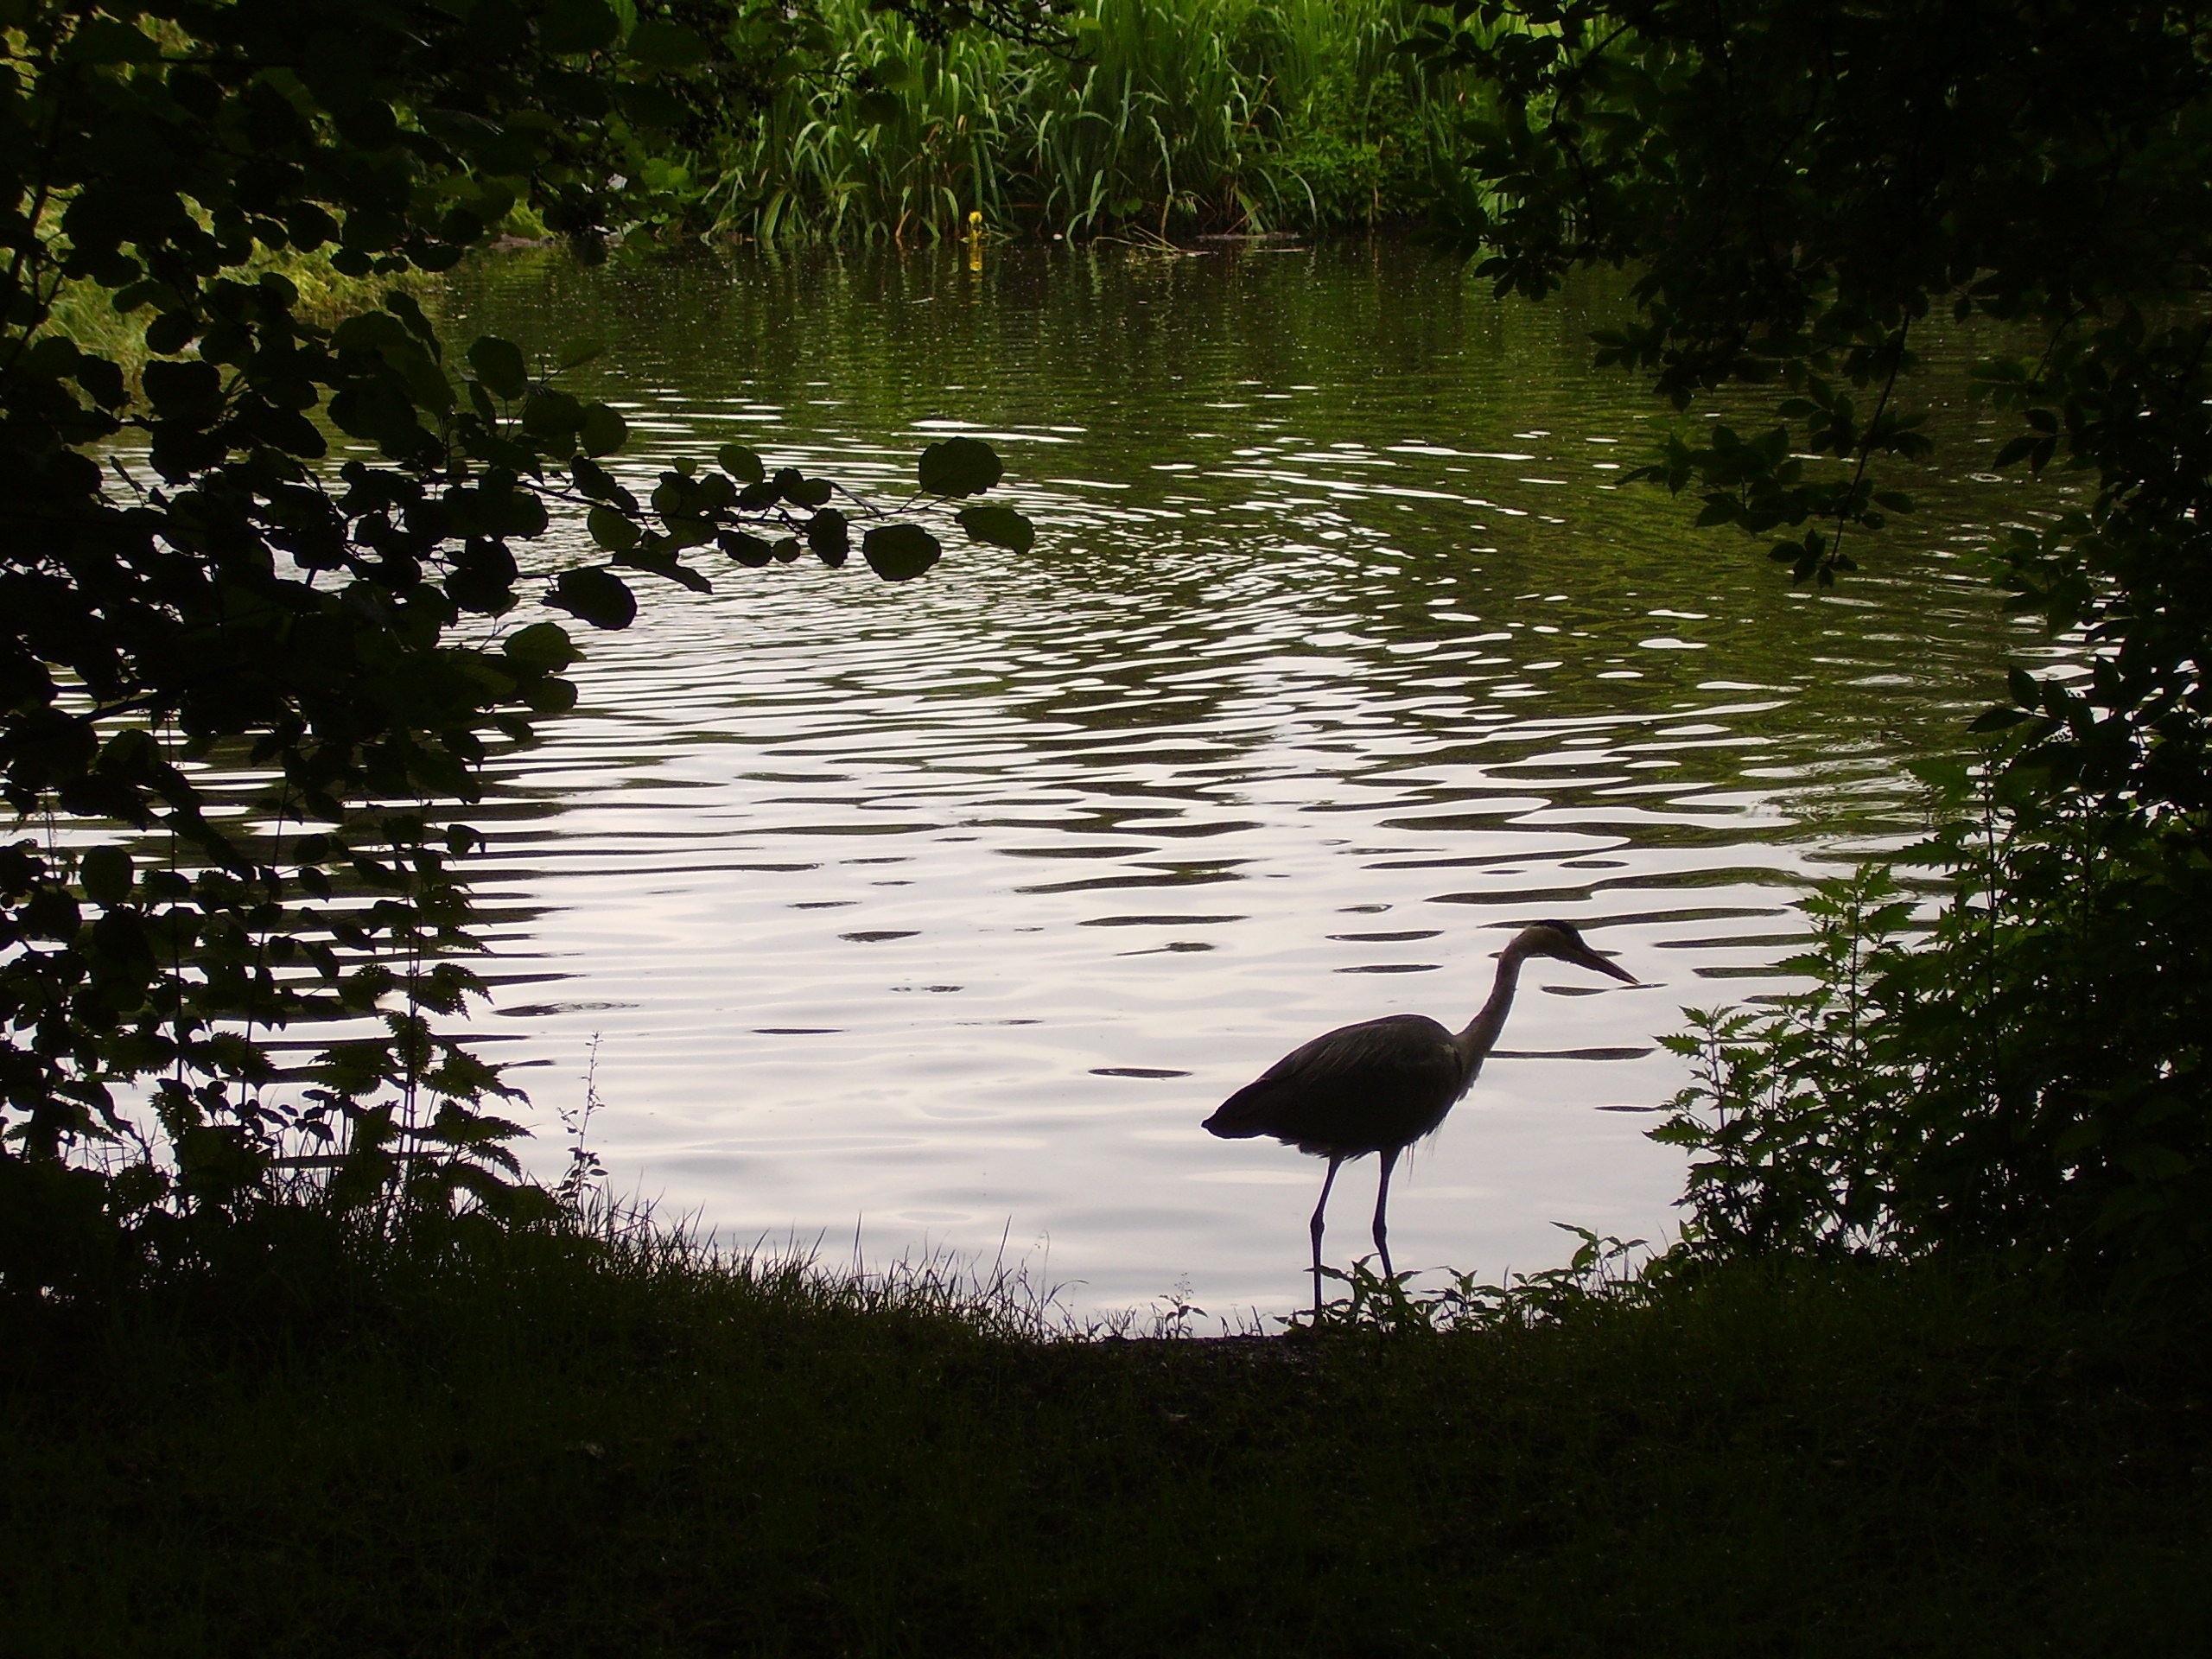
1412, 0, 2212, 806
0, 0, 1034, 1265
1406, 0, 2212, 1287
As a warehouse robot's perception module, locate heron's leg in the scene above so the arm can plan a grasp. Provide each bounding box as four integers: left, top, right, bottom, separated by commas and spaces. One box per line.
1372, 1147, 1401, 1281
1309, 1155, 1343, 1314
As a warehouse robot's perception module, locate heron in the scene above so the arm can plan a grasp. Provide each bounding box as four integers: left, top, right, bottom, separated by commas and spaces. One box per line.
1203, 919, 1639, 1311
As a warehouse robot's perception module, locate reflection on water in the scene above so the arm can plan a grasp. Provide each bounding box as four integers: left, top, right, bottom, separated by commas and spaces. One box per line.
430, 244, 2049, 1316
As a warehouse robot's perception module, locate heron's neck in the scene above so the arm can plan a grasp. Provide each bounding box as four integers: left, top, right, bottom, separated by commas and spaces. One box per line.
1454, 947, 1529, 1068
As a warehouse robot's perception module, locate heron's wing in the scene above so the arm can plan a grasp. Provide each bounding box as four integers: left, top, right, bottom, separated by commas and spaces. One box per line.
1204, 1014, 1469, 1154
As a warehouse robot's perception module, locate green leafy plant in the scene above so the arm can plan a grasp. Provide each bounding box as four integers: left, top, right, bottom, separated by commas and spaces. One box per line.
1282, 1224, 1649, 1333
1398, 0, 2212, 1295
1652, 868, 1921, 1262
0, 0, 1036, 1292
1656, 776, 2212, 1294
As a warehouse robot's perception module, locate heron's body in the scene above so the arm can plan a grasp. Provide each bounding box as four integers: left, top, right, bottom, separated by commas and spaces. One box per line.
1206, 1014, 1477, 1156
1204, 920, 1636, 1309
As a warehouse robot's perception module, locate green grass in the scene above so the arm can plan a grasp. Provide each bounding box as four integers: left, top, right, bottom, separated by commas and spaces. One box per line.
4, 1219, 2207, 1656
704, 0, 1478, 244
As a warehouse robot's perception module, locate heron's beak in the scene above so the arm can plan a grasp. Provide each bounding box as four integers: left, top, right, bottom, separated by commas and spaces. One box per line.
1575, 945, 1641, 986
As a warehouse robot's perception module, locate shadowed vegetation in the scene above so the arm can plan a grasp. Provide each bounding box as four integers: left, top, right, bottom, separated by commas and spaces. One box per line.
0, 0, 1032, 1257
1440, 0, 2212, 1302
3, 1220, 2208, 1656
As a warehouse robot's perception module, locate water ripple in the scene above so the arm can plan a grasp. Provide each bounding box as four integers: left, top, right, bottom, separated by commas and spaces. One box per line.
426, 245, 2044, 1313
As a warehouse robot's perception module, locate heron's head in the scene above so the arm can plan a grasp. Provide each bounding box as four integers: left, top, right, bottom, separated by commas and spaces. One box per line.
1515, 918, 1638, 985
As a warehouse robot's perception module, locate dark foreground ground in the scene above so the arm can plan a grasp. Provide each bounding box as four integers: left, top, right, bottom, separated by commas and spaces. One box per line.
3, 1224, 2207, 1656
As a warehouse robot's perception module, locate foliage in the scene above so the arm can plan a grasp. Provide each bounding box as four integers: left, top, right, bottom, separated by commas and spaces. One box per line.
1402, 0, 2212, 1289
1653, 873, 1916, 1262
693, 0, 1478, 243
0, 0, 1033, 1289
1658, 791, 2212, 1291
1281, 1223, 1651, 1333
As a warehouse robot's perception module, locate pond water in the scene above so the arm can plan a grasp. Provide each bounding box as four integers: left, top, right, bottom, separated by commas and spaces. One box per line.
435, 244, 2050, 1320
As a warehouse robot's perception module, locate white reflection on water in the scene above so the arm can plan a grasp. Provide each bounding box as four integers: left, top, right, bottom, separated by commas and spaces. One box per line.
429, 246, 2034, 1318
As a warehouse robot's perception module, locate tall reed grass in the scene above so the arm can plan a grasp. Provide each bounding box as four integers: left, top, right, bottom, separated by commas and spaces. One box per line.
705, 0, 1482, 243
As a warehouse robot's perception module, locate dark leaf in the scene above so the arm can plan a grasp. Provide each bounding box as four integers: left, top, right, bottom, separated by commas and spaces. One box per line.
522, 386, 584, 438
80, 846, 132, 906
918, 437, 1002, 498
956, 504, 1034, 552
863, 524, 943, 581
547, 566, 637, 630
718, 531, 775, 567
578, 402, 627, 457
503, 622, 579, 671
616, 551, 712, 594
806, 507, 850, 566
467, 336, 530, 400
587, 505, 640, 552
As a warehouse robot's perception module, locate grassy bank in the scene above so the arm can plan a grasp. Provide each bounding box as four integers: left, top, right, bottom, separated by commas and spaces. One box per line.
4, 1221, 2207, 1656
698, 0, 1476, 244
41, 249, 436, 388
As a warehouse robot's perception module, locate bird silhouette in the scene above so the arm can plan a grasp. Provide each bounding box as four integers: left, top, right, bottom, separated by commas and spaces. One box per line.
1204, 919, 1638, 1311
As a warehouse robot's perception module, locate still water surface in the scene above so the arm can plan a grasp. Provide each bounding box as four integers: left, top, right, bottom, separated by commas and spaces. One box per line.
439, 245, 2049, 1319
